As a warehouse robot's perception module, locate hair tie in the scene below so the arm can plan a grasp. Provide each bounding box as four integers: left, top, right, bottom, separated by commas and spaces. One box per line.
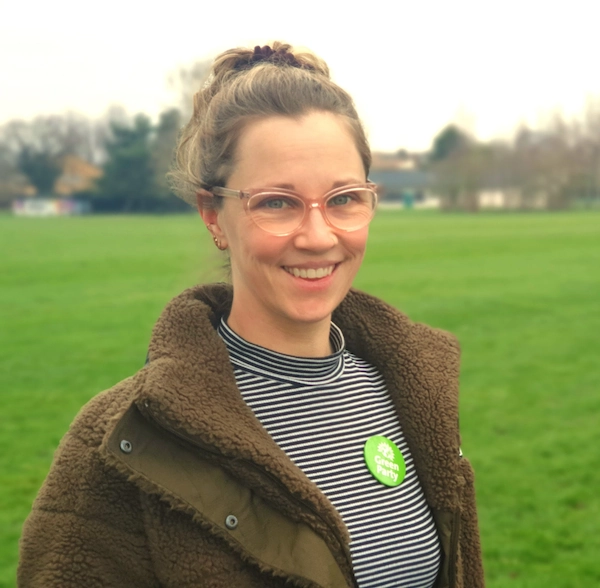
233, 45, 313, 71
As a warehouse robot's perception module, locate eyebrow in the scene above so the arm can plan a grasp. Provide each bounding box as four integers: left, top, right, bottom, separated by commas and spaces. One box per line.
265, 179, 364, 191
331, 179, 364, 188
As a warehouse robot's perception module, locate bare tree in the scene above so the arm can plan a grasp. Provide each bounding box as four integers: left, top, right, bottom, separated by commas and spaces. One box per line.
512, 111, 587, 210
428, 98, 600, 212
0, 113, 103, 195
0, 144, 28, 207
167, 59, 212, 121
152, 108, 182, 197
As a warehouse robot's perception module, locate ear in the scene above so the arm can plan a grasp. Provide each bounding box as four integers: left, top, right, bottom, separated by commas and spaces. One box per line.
196, 190, 228, 247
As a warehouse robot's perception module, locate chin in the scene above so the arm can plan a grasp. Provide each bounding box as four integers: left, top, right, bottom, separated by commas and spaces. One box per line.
283, 301, 339, 325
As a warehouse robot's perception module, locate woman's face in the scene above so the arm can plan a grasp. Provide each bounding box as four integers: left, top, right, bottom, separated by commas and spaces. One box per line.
201, 110, 369, 341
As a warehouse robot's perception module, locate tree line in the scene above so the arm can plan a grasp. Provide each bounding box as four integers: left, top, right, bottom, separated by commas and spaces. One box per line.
0, 108, 185, 212
428, 99, 600, 211
0, 61, 211, 213
2, 61, 600, 212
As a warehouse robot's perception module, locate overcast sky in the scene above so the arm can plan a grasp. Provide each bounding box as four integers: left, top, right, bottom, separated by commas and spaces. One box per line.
2, 0, 599, 151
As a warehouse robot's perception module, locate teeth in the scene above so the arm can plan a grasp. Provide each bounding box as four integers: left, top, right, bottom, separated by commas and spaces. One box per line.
285, 266, 334, 279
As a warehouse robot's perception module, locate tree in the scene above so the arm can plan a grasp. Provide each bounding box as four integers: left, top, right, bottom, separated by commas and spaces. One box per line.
168, 59, 211, 121
428, 125, 481, 211
429, 124, 472, 163
1, 118, 63, 195
511, 116, 580, 210
0, 113, 101, 196
16, 147, 61, 194
0, 144, 28, 207
152, 108, 182, 199
96, 114, 157, 212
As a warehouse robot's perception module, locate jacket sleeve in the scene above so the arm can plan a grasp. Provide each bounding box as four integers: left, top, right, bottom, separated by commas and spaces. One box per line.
18, 429, 159, 588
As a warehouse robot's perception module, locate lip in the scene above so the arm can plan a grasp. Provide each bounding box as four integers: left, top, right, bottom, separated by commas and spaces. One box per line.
282, 264, 338, 279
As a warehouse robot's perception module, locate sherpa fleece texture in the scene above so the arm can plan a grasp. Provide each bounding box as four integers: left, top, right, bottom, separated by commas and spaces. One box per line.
18, 284, 484, 588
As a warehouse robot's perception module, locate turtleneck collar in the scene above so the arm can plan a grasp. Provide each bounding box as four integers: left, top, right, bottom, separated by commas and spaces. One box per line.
218, 317, 346, 385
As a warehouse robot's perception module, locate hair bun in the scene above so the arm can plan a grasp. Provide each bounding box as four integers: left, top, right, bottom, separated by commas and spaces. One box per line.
248, 45, 313, 69
228, 42, 320, 73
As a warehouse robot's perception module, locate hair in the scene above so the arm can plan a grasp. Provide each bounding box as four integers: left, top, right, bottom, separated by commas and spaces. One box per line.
168, 42, 372, 207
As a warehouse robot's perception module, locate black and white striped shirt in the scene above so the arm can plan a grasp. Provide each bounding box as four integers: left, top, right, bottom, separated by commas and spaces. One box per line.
218, 319, 441, 588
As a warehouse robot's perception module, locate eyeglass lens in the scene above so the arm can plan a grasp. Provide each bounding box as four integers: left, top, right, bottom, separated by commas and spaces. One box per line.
247, 188, 376, 235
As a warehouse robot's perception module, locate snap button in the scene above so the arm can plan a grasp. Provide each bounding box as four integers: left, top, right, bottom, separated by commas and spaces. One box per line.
120, 440, 133, 454
225, 515, 238, 530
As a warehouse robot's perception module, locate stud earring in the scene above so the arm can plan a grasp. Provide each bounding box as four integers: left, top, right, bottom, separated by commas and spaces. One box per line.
212, 235, 226, 251
207, 224, 226, 251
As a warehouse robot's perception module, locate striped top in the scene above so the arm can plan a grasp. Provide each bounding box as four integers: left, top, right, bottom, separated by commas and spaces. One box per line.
218, 319, 441, 588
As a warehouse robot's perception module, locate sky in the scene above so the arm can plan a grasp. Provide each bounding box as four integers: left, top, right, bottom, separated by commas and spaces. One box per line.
2, 0, 599, 152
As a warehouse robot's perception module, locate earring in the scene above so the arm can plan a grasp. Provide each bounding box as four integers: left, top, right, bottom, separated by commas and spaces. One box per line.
207, 224, 226, 251
212, 235, 226, 251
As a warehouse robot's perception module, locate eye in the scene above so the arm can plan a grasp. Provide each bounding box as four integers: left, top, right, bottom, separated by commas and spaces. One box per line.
328, 193, 354, 206
264, 198, 289, 209
249, 193, 301, 212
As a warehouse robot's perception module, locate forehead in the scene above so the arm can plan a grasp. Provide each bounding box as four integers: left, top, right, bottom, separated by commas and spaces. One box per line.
227, 111, 365, 191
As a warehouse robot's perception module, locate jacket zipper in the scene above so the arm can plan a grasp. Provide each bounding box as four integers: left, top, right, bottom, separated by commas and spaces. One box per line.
140, 401, 358, 588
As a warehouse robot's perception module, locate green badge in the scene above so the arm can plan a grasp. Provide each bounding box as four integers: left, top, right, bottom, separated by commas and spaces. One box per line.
363, 435, 406, 487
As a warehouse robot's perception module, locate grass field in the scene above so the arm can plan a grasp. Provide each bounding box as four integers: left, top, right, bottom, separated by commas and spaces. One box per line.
1, 211, 599, 587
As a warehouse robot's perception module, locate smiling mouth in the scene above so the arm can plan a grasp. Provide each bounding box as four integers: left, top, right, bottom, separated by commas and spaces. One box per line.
283, 265, 336, 279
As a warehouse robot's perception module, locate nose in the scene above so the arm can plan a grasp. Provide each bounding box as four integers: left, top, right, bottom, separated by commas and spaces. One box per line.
293, 203, 338, 251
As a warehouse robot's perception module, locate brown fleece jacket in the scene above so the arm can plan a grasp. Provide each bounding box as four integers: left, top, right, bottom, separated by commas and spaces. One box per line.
18, 284, 484, 588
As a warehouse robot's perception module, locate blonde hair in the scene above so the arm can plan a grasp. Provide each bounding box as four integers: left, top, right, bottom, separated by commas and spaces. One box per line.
169, 42, 371, 206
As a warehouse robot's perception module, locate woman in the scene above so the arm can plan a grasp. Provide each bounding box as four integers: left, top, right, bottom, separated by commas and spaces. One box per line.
19, 43, 484, 587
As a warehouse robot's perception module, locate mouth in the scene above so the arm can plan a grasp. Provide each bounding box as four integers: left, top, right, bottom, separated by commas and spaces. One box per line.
283, 265, 336, 279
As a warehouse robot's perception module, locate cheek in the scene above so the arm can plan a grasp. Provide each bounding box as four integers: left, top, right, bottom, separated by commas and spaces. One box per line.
346, 228, 369, 257
229, 230, 286, 270
219, 210, 250, 250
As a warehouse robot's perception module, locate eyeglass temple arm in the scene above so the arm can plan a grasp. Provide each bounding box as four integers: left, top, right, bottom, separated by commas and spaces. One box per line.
209, 187, 246, 200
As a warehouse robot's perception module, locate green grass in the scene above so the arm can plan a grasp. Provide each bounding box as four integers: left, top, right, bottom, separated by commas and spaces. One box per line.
1, 211, 599, 587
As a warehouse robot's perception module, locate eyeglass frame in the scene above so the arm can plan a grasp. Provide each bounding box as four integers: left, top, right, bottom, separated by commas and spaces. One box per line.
206, 182, 378, 236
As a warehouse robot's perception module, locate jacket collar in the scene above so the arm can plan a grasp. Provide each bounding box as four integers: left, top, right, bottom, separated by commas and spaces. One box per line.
137, 283, 462, 513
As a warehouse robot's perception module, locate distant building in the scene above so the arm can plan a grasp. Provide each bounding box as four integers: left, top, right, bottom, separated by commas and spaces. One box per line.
369, 151, 438, 209
478, 189, 549, 210
371, 149, 430, 170
369, 168, 438, 209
